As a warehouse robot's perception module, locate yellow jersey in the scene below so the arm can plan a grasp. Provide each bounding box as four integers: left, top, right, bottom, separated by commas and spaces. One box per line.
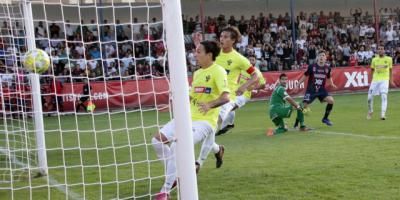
215, 49, 253, 100
190, 63, 230, 129
371, 55, 393, 82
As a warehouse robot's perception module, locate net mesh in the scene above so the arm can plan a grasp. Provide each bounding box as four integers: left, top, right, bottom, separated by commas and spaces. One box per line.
0, 0, 174, 199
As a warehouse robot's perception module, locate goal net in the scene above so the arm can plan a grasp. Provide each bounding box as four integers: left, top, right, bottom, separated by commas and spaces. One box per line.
0, 0, 196, 199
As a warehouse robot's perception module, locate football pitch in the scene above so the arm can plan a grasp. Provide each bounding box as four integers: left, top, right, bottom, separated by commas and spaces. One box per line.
1, 92, 400, 199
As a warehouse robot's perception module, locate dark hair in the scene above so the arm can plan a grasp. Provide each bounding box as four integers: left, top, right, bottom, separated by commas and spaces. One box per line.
200, 40, 220, 61
221, 26, 242, 44
318, 50, 326, 55
279, 73, 287, 80
248, 53, 256, 58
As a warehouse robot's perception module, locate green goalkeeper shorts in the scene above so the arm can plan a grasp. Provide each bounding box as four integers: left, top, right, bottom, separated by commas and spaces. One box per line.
269, 105, 293, 120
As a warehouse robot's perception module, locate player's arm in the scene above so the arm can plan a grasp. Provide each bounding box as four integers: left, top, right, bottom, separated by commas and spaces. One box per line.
326, 68, 337, 89
298, 74, 308, 85
284, 96, 303, 111
370, 58, 375, 81
198, 92, 230, 114
298, 65, 311, 85
327, 77, 337, 88
237, 67, 259, 96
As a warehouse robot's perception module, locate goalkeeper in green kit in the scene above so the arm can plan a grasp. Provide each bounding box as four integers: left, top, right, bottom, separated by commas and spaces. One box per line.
267, 73, 310, 136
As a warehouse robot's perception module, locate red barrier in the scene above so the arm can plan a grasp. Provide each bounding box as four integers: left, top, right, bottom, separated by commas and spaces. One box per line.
254, 66, 400, 99
253, 66, 374, 98
60, 77, 170, 111
1, 66, 399, 112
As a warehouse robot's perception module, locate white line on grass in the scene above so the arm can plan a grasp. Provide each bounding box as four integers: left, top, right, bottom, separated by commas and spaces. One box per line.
236, 128, 400, 140
0, 149, 82, 200
311, 130, 400, 140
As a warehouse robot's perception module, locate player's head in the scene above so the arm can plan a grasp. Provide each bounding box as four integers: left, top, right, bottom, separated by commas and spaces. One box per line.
196, 40, 220, 67
279, 73, 288, 87
248, 54, 257, 66
377, 45, 385, 57
220, 26, 241, 49
317, 50, 327, 65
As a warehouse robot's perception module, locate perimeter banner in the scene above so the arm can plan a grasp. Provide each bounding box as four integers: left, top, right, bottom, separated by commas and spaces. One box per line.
2, 66, 399, 111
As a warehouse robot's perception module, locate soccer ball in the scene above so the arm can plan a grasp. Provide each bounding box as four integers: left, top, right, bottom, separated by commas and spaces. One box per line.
23, 49, 50, 74
86, 101, 96, 112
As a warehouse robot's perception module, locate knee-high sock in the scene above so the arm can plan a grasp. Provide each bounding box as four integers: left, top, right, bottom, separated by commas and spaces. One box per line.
226, 111, 235, 126
296, 109, 305, 127
381, 93, 387, 117
161, 142, 176, 193
368, 93, 373, 113
323, 104, 333, 119
197, 131, 215, 166
212, 142, 220, 154
220, 111, 235, 130
152, 137, 171, 165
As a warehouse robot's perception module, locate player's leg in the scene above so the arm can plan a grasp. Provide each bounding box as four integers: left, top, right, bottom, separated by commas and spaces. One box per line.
152, 120, 174, 164
295, 102, 307, 129
269, 105, 292, 135
217, 97, 244, 135
57, 95, 64, 112
367, 81, 379, 119
197, 134, 224, 169
379, 80, 389, 120
196, 131, 215, 169
191, 121, 214, 173
152, 120, 175, 196
294, 91, 314, 128
75, 100, 82, 112
321, 94, 334, 126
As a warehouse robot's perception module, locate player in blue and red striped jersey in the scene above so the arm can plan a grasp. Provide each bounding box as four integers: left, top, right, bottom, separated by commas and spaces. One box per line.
295, 50, 337, 127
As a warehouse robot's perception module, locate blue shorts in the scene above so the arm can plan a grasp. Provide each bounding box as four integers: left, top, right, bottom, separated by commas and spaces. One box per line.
303, 89, 329, 104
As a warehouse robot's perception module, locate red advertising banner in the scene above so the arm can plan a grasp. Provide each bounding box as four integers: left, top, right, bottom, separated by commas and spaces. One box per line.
253, 66, 400, 99
60, 77, 171, 111
1, 66, 399, 112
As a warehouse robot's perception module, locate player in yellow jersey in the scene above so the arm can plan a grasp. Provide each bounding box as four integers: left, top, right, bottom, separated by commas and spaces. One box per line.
367, 45, 396, 120
199, 26, 259, 169
152, 41, 230, 200
217, 55, 266, 135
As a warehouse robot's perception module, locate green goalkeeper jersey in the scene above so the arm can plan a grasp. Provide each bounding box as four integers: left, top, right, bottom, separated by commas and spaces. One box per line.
269, 84, 289, 109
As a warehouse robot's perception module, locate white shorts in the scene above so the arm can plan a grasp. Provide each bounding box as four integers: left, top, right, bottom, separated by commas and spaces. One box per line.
218, 101, 235, 121
160, 120, 214, 144
368, 80, 389, 96
235, 95, 250, 108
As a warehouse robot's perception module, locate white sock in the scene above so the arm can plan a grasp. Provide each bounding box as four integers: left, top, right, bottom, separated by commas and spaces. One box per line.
220, 111, 235, 131
220, 117, 229, 130
226, 111, 235, 126
381, 93, 387, 117
367, 93, 373, 113
212, 143, 220, 154
161, 142, 176, 193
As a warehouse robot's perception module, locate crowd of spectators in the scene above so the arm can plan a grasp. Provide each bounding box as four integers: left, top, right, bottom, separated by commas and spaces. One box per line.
1, 8, 400, 86
1, 17, 166, 84
184, 8, 400, 72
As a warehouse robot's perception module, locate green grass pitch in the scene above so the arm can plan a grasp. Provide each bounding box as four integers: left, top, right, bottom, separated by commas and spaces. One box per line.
1, 92, 400, 199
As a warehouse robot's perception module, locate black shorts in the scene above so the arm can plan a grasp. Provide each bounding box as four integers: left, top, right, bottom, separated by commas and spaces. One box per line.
80, 97, 89, 103
303, 89, 329, 104
52, 96, 63, 104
